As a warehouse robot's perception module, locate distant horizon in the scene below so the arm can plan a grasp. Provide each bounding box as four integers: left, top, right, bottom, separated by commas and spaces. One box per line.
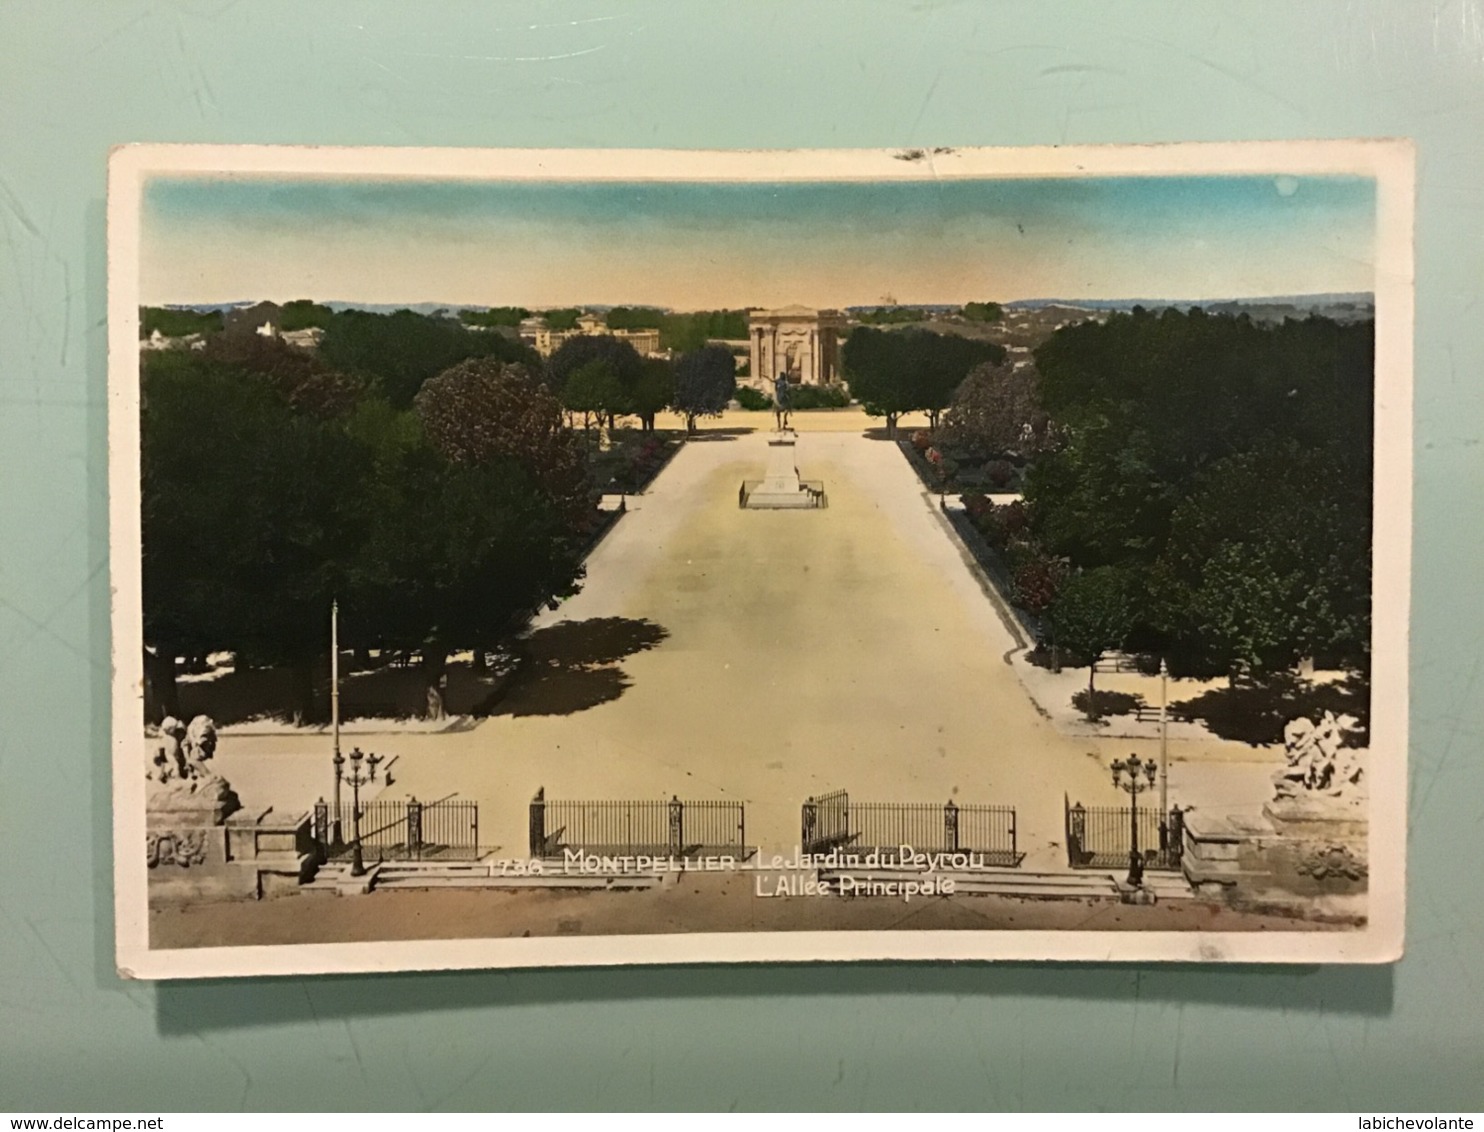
141, 174, 1377, 310
147, 290, 1377, 317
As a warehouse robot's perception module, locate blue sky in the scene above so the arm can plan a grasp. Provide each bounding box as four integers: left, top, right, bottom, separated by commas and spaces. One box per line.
141, 173, 1376, 309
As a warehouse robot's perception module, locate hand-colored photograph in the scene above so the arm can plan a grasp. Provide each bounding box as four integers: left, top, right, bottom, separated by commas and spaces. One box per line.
108, 142, 1413, 977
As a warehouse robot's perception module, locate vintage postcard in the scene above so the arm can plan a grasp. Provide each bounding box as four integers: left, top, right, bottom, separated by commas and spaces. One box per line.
109, 141, 1413, 977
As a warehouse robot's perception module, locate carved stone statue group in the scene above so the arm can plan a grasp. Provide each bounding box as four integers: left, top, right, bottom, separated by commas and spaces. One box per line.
147, 713, 240, 819
1272, 710, 1365, 803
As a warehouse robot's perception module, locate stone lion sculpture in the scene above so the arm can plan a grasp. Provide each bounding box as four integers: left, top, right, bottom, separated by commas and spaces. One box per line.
146, 713, 239, 820
1273, 710, 1364, 802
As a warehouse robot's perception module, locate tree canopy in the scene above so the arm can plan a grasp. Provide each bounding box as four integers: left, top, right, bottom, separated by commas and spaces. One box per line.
1025, 308, 1373, 681
939, 360, 1050, 459
458, 307, 530, 328
318, 308, 538, 408
279, 299, 334, 331
142, 344, 594, 722
843, 327, 1005, 434
961, 301, 1003, 324
672, 345, 736, 433
140, 307, 223, 339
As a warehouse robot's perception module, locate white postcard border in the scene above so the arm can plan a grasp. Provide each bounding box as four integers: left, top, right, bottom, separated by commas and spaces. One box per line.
109, 140, 1413, 978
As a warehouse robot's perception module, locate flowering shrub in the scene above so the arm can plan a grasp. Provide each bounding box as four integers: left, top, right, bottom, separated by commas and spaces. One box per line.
911, 429, 934, 453
998, 499, 1030, 538
961, 493, 994, 523
1011, 550, 1069, 614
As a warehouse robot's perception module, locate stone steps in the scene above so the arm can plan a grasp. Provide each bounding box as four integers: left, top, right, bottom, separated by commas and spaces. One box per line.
302, 860, 1196, 900
375, 873, 664, 891
307, 860, 667, 892
818, 867, 1195, 901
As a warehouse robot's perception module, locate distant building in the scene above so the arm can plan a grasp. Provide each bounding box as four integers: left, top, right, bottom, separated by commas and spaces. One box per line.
520, 314, 663, 359
223, 301, 283, 339
141, 329, 206, 352
280, 327, 325, 350
747, 305, 846, 388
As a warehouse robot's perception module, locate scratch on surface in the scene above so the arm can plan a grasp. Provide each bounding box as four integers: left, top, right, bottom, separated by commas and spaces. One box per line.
1412, 645, 1480, 823
343, 1019, 369, 1084
1039, 63, 1127, 78
0, 556, 110, 674
1185, 52, 1306, 115
0, 177, 40, 238
59, 257, 72, 367
19, 915, 80, 994
1172, 1001, 1185, 1086
906, 68, 944, 147
398, 45, 607, 64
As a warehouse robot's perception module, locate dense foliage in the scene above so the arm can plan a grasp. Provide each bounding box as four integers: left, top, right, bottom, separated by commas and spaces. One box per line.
960, 301, 1003, 324
734, 385, 772, 411
141, 318, 592, 723
853, 306, 925, 325
1026, 308, 1373, 682
140, 307, 223, 339
843, 327, 1005, 434
939, 360, 1050, 459
318, 308, 538, 408
458, 306, 531, 328
672, 345, 737, 432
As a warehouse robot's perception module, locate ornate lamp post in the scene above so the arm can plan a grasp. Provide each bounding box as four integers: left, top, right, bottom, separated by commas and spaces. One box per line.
1111, 752, 1158, 888
1158, 658, 1169, 818
330, 600, 343, 848
333, 746, 382, 876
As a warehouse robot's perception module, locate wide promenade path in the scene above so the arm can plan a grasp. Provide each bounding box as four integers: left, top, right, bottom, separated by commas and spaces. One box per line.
214, 413, 1277, 871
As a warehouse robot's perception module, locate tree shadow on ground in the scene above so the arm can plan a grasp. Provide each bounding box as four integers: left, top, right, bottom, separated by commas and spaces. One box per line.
1174, 673, 1370, 746
477, 616, 669, 718
686, 427, 753, 442
179, 659, 520, 724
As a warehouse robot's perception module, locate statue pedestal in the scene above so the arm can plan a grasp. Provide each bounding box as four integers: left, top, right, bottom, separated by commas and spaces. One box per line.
745, 433, 818, 509
145, 768, 320, 901
1264, 794, 1367, 838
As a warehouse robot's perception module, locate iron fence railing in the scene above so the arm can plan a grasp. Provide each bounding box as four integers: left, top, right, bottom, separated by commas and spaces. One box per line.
313, 796, 479, 862
529, 788, 746, 858
801, 790, 1021, 866
1063, 793, 1184, 871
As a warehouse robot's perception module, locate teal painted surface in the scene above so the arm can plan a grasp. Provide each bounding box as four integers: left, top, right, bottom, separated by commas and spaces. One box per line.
1, 0, 1480, 1111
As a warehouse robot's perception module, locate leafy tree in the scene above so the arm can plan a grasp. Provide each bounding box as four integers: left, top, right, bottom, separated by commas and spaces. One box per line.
1155, 442, 1371, 682
413, 358, 592, 525
842, 327, 911, 435
541, 308, 582, 331
1048, 566, 1135, 718
606, 307, 666, 330
140, 307, 223, 339
843, 327, 1004, 435
343, 440, 584, 719
630, 357, 676, 432
320, 308, 537, 408
561, 359, 627, 434
198, 333, 363, 418
458, 307, 530, 328
672, 345, 736, 434
939, 360, 1049, 458
279, 299, 334, 331
141, 352, 375, 722
1024, 307, 1373, 686
961, 301, 1003, 324
546, 334, 644, 416
657, 310, 750, 352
